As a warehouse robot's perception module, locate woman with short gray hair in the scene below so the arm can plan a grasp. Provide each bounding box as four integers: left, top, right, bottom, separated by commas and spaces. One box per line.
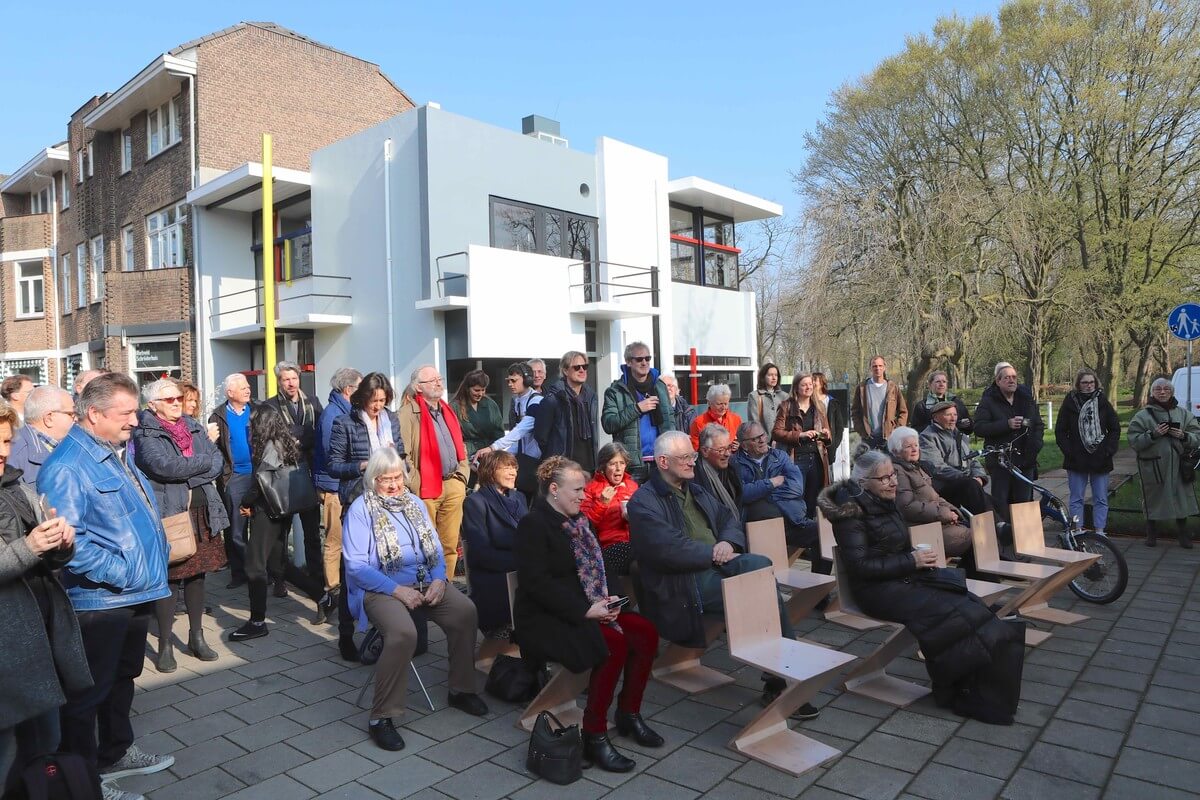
688, 383, 742, 450
1128, 378, 1200, 547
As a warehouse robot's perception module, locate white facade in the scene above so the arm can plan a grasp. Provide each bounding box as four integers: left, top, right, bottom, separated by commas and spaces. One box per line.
190, 104, 780, 412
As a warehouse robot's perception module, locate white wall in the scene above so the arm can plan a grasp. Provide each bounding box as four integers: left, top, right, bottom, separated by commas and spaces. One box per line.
194, 206, 257, 394
671, 282, 758, 360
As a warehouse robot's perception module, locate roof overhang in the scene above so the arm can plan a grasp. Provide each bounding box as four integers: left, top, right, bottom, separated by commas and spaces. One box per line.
82, 54, 197, 131
187, 162, 311, 212
666, 177, 783, 223
0, 147, 69, 194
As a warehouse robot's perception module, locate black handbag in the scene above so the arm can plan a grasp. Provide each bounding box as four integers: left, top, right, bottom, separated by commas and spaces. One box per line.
5, 752, 104, 800
525, 710, 582, 785
485, 654, 541, 702
255, 461, 319, 518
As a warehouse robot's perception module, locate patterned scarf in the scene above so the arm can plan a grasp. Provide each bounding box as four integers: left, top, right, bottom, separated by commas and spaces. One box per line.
158, 414, 194, 457
364, 489, 441, 588
1076, 391, 1104, 454
360, 410, 394, 453
277, 389, 315, 430
562, 512, 620, 631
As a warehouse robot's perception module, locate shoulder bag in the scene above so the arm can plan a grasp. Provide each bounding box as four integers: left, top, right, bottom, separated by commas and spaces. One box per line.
255, 461, 319, 518
485, 654, 541, 702
162, 512, 197, 565
525, 710, 582, 785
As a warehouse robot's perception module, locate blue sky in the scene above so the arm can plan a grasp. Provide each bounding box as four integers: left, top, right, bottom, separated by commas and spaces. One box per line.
0, 1, 1002, 211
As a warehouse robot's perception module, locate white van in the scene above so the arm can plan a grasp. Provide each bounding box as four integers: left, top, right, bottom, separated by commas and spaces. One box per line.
1171, 367, 1200, 417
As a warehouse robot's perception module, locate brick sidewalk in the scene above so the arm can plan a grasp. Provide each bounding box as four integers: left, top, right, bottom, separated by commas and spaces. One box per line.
121, 537, 1200, 800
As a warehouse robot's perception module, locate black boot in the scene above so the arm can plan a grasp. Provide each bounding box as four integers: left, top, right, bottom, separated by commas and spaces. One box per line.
583, 732, 635, 772
614, 711, 664, 747
1146, 522, 1158, 548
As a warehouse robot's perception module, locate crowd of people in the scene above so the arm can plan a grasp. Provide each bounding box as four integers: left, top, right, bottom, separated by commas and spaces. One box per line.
0, 347, 1192, 797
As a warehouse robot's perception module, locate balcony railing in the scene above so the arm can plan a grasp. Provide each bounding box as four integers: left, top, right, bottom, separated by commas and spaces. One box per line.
567, 260, 659, 309
208, 273, 352, 331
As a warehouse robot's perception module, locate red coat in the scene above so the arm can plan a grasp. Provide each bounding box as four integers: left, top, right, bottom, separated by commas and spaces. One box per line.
689, 409, 742, 451
581, 473, 639, 548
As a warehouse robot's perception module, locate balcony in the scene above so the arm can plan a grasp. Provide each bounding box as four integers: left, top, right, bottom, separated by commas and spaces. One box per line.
566, 260, 659, 320
208, 273, 353, 340
0, 213, 54, 254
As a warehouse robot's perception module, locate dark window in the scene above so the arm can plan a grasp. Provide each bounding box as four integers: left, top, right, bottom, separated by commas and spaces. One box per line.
491, 200, 538, 253
489, 197, 596, 261
671, 240, 697, 283
669, 203, 740, 289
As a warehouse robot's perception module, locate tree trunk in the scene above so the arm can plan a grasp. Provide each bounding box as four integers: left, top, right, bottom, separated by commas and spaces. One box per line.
1025, 309, 1044, 402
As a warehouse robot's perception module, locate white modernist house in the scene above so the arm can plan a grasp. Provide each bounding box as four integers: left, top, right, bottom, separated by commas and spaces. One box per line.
190, 104, 780, 410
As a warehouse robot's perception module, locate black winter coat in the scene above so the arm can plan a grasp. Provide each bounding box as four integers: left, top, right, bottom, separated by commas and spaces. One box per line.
627, 473, 746, 647
265, 392, 324, 462
133, 411, 228, 530
462, 486, 527, 632
1055, 391, 1120, 474
513, 499, 608, 673
910, 394, 973, 436
973, 383, 1043, 471
534, 379, 598, 462
817, 480, 1019, 689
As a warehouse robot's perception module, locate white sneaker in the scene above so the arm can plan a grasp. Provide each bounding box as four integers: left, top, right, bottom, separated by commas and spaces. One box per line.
99, 745, 174, 780
102, 780, 146, 800
1094, 529, 1107, 537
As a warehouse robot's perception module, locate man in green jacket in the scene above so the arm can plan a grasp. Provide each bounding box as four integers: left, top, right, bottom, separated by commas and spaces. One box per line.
601, 342, 674, 483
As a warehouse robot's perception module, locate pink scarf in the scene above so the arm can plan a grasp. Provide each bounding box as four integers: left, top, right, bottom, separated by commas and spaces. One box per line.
158, 415, 194, 457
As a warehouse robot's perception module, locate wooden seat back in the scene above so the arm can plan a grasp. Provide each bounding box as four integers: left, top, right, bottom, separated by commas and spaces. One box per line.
970, 510, 1001, 565
817, 509, 836, 562
1009, 501, 1047, 557
907, 522, 947, 567
832, 547, 865, 616
746, 518, 790, 571
720, 565, 782, 656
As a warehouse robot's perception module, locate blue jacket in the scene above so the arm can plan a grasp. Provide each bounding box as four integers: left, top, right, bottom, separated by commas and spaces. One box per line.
327, 409, 404, 505
313, 390, 351, 492
37, 426, 171, 611
732, 447, 808, 526
7, 424, 56, 485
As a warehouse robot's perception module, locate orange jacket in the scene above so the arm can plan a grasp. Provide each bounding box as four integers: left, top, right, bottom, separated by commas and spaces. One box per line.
689, 409, 742, 450
581, 472, 639, 549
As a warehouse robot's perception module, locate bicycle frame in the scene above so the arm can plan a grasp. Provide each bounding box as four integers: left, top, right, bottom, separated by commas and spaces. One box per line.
977, 445, 1085, 548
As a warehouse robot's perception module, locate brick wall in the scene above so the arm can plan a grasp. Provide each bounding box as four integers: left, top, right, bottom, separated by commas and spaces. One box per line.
195, 25, 413, 172
0, 215, 57, 355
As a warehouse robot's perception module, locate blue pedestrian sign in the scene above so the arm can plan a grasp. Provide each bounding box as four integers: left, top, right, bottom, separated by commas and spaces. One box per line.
1169, 303, 1200, 341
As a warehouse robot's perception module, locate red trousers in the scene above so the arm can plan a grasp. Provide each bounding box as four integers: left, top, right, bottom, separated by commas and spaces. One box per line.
584, 611, 659, 734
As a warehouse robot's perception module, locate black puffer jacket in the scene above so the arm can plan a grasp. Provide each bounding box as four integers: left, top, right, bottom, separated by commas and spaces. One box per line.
973, 383, 1043, 471
1055, 391, 1120, 474
817, 480, 1017, 687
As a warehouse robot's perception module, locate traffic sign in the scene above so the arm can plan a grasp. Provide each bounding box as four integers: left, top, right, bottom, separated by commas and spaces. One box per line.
1168, 303, 1200, 341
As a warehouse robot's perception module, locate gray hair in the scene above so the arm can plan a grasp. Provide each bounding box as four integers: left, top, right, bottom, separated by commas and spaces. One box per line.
887, 426, 920, 455
73, 369, 104, 395
623, 341, 650, 361
850, 447, 893, 483
409, 364, 436, 392
526, 358, 545, 370
706, 383, 731, 403
331, 367, 362, 392
77, 372, 139, 418
223, 372, 249, 393
698, 423, 731, 450
994, 362, 1016, 381
1151, 377, 1174, 394
363, 446, 408, 488
274, 360, 301, 379
143, 378, 179, 405
738, 421, 764, 441
596, 441, 631, 472
653, 430, 692, 459
660, 373, 678, 387
24, 386, 71, 423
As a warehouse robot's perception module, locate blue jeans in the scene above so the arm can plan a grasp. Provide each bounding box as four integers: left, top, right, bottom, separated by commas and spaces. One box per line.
1067, 471, 1110, 531
694, 553, 795, 639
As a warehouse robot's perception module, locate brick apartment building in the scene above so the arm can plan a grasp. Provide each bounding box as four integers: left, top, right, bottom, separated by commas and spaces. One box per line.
0, 21, 412, 389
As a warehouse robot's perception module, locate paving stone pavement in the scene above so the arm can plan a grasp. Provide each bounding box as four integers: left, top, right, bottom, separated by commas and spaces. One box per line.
123, 536, 1200, 799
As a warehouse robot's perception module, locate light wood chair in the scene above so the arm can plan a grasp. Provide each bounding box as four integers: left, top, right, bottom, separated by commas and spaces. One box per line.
832, 548, 931, 707
507, 572, 590, 731
650, 614, 735, 694
816, 510, 889, 631
466, 543, 521, 675
906, 522, 1012, 605
745, 518, 836, 627
1007, 501, 1099, 626
721, 566, 857, 777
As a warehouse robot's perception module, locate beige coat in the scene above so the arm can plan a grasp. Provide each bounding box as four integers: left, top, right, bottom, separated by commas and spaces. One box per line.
892, 457, 970, 556
398, 398, 470, 499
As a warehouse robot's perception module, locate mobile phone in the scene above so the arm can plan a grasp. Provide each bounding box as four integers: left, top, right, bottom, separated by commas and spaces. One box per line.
1169, 422, 1182, 430
606, 596, 630, 611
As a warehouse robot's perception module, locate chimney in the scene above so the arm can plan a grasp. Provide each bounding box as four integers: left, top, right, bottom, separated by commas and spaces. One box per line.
522, 115, 567, 147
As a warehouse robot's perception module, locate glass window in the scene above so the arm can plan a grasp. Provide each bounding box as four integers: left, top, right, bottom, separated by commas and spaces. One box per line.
120, 128, 133, 173
122, 226, 135, 271
61, 173, 70, 209
76, 150, 84, 184
565, 217, 594, 262
670, 205, 695, 238
491, 200, 537, 252
90, 236, 104, 302
60, 254, 71, 314
671, 240, 697, 283
86, 142, 94, 178
704, 249, 738, 289
702, 214, 735, 247
545, 212, 562, 257
131, 340, 182, 388
147, 204, 185, 269
147, 99, 179, 158
1, 358, 47, 384
16, 261, 44, 317
75, 243, 86, 308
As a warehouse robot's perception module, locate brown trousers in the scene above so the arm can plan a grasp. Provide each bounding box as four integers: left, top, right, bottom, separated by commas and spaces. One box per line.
320, 491, 344, 591
423, 477, 467, 578
362, 583, 478, 720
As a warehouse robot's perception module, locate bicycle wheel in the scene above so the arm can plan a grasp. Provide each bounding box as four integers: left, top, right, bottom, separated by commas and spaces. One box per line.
1068, 532, 1128, 604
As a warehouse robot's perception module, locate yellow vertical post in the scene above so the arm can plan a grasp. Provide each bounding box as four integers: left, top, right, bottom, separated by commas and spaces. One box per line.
262, 134, 277, 398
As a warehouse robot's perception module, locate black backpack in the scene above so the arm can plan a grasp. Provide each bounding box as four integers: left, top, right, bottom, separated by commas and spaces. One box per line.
4, 753, 103, 800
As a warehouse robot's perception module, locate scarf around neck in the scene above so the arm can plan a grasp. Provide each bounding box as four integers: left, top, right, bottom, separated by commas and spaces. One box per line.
627, 373, 664, 428
277, 389, 315, 429
360, 409, 394, 453
560, 510, 620, 632
698, 458, 739, 516
365, 489, 441, 587
158, 414, 194, 457
415, 395, 466, 500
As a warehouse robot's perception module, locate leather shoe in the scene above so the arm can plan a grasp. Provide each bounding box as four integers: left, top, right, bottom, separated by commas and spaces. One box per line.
188, 630, 219, 661
614, 712, 663, 747
225, 577, 246, 590
273, 580, 288, 598
447, 692, 489, 717
368, 718, 405, 751
339, 635, 360, 662
582, 732, 635, 773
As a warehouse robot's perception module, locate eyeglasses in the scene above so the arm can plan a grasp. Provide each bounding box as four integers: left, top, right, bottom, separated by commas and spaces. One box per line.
1078, 380, 1096, 386
661, 453, 698, 465
629, 356, 652, 363
867, 473, 899, 485
417, 377, 443, 385
745, 434, 768, 446
568, 364, 588, 372
374, 476, 404, 487
50, 409, 78, 419
704, 445, 735, 455
155, 396, 183, 404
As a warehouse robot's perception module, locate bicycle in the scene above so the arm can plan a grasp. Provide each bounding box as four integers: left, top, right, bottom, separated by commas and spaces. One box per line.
963, 443, 1128, 604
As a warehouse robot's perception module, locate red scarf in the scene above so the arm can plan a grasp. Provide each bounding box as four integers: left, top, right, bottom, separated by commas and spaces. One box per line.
416, 395, 466, 499
158, 414, 194, 457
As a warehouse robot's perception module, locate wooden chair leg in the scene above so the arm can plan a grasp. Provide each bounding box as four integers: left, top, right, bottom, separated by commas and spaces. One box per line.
841, 625, 931, 706
1011, 558, 1097, 625
823, 592, 890, 631
729, 674, 841, 776
474, 637, 519, 675
515, 664, 590, 732
784, 582, 836, 628
651, 643, 735, 694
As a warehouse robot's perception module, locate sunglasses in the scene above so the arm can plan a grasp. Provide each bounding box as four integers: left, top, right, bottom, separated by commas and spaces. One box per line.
568, 364, 588, 372
629, 356, 652, 363
156, 396, 183, 404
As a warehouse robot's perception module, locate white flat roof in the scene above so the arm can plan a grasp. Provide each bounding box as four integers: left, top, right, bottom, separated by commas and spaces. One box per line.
187, 162, 311, 212
83, 54, 198, 131
666, 177, 782, 222
1, 147, 69, 194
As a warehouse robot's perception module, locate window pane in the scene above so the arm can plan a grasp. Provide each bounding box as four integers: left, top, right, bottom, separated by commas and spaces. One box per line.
703, 249, 738, 288
671, 240, 697, 283
565, 217, 594, 262
492, 201, 537, 252
545, 212, 562, 257
670, 206, 694, 238
702, 214, 734, 247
